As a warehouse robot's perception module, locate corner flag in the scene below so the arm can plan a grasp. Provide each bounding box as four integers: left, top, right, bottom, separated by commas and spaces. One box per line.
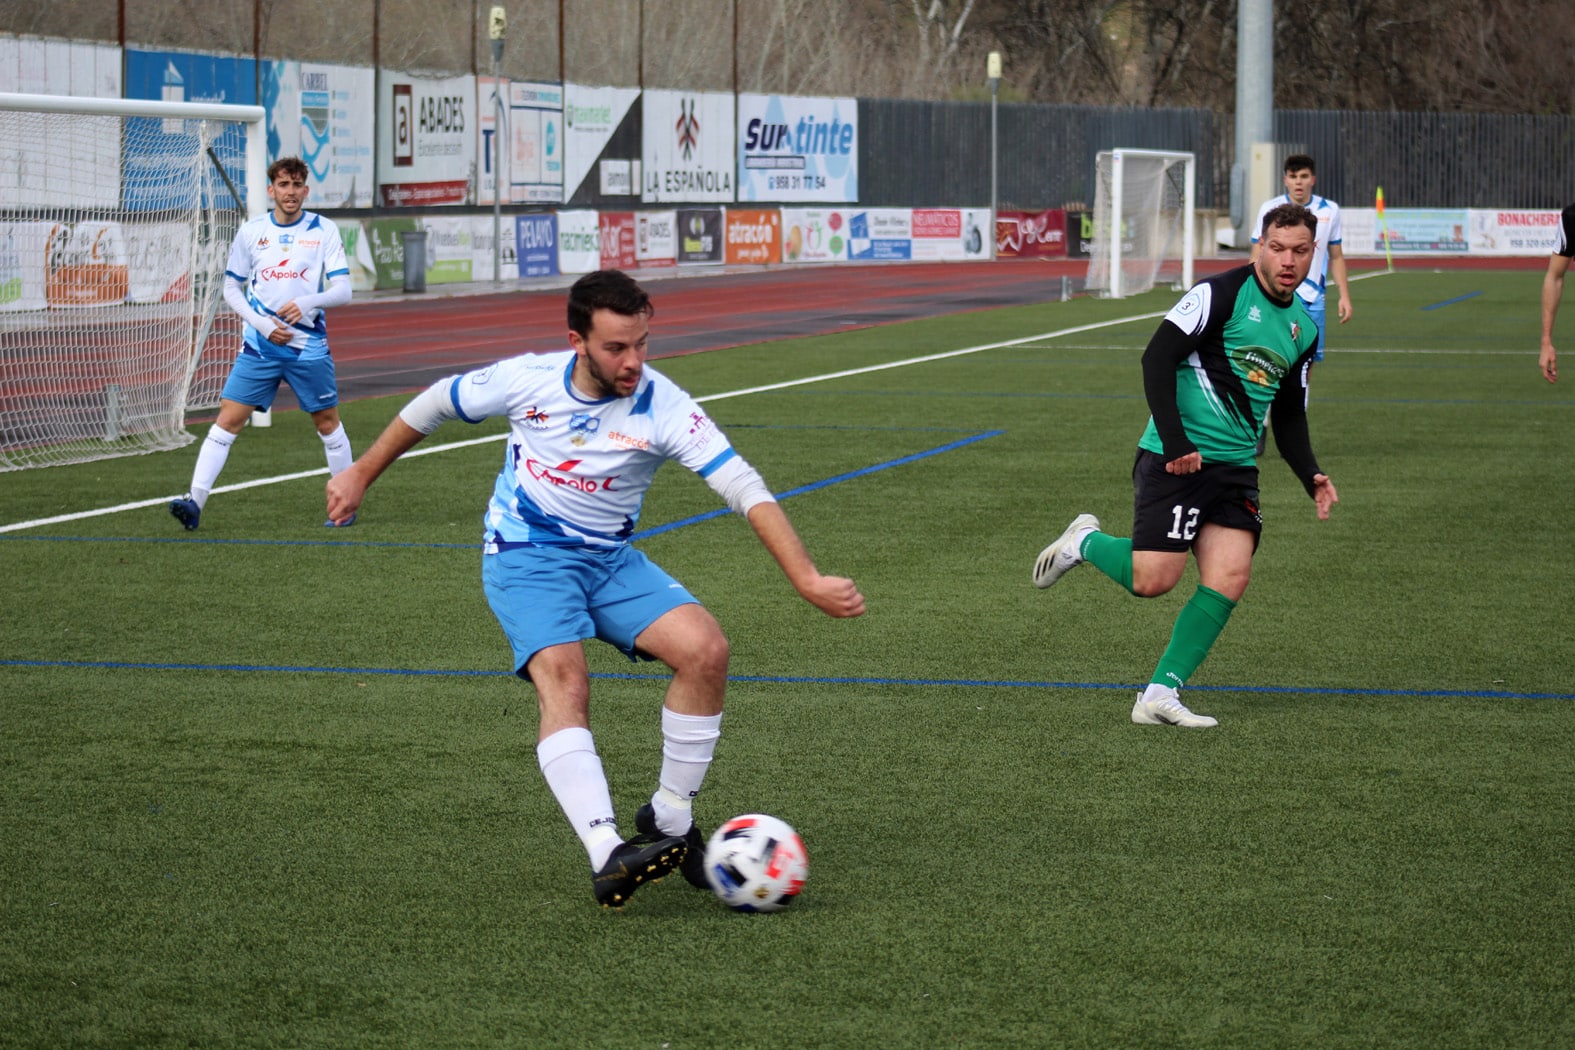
1376, 187, 1393, 272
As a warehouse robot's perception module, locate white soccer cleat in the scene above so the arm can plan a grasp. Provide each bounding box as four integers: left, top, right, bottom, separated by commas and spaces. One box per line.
1131, 687, 1218, 728
1032, 513, 1100, 589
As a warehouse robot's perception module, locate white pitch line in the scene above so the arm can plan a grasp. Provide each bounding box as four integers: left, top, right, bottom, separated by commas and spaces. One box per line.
0, 308, 1166, 535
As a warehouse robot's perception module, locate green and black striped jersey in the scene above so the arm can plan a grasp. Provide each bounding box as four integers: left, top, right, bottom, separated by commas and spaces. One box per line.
1138, 265, 1321, 479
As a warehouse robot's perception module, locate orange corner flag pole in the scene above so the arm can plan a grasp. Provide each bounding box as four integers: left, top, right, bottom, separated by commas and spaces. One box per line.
1376, 186, 1393, 272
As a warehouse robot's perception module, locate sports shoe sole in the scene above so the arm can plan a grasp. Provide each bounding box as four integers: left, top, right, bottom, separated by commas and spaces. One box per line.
592, 833, 687, 908
1032, 513, 1100, 589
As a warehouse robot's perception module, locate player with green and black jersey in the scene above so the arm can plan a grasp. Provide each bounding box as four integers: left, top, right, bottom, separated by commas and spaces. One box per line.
1138, 263, 1321, 470
1032, 203, 1339, 728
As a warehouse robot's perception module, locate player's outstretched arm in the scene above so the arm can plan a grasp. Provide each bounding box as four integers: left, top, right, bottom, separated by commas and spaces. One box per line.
325, 416, 427, 525
745, 501, 865, 618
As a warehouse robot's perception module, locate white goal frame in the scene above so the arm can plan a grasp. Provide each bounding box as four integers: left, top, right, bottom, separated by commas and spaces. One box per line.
1091, 148, 1195, 299
0, 91, 267, 204
0, 91, 265, 471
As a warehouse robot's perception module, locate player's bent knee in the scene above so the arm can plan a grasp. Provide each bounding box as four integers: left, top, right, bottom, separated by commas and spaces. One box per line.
1130, 568, 1184, 598
679, 630, 730, 680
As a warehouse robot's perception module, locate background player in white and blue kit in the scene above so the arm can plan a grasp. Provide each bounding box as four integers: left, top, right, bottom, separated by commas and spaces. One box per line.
325, 270, 866, 907
1250, 154, 1353, 355
170, 156, 353, 530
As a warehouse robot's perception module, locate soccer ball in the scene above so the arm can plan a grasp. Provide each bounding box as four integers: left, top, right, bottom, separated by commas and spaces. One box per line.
703, 813, 808, 913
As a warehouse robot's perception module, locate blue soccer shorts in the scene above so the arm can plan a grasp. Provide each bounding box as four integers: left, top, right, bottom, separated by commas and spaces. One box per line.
220, 351, 340, 413
481, 543, 698, 677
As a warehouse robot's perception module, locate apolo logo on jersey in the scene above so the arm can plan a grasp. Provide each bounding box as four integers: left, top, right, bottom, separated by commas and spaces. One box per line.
260, 260, 308, 281
525, 457, 620, 493
523, 406, 550, 430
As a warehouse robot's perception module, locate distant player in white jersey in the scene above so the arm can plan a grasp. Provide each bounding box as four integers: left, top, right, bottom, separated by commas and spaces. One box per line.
1250, 154, 1353, 357
169, 156, 353, 531
325, 269, 866, 908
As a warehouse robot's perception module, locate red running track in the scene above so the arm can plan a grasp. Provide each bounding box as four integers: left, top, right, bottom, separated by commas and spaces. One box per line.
284, 255, 1541, 408
319, 260, 1237, 404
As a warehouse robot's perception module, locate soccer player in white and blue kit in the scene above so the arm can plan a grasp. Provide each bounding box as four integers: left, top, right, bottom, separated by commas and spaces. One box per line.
1250, 154, 1353, 356
170, 156, 353, 530
325, 270, 866, 907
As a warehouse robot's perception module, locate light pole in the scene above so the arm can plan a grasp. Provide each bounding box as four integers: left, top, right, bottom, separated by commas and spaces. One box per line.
987, 51, 1001, 261
489, 5, 506, 285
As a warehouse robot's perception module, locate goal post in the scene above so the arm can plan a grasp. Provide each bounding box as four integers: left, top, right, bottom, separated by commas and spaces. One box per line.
1086, 148, 1195, 300
0, 91, 265, 471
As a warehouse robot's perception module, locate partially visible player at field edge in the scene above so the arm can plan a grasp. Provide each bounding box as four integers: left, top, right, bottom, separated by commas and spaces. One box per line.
1250, 153, 1352, 352
324, 269, 865, 908
1537, 202, 1575, 383
1032, 203, 1338, 729
169, 156, 353, 531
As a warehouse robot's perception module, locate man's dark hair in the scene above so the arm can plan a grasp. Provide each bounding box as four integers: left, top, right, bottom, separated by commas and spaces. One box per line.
267, 156, 308, 183
1261, 202, 1318, 241
1283, 153, 1316, 175
568, 269, 654, 338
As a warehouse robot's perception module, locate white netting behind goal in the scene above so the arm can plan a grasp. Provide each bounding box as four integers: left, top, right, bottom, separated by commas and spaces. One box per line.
0, 97, 253, 471
1085, 149, 1194, 299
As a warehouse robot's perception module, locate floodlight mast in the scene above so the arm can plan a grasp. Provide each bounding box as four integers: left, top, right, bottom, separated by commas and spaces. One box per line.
490, 5, 506, 285
987, 51, 1001, 261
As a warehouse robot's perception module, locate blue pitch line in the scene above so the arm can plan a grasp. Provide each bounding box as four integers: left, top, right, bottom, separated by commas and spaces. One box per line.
1, 534, 477, 550
1421, 291, 1483, 310
3, 430, 1004, 549
3, 659, 1571, 701
633, 430, 1003, 539
722, 423, 985, 432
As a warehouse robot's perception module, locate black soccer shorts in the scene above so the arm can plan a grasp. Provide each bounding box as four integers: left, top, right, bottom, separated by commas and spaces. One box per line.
1130, 449, 1262, 553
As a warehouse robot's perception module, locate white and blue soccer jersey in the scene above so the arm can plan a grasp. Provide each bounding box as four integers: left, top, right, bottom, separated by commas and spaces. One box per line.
225, 210, 349, 360
438, 350, 738, 550
1252, 193, 1343, 308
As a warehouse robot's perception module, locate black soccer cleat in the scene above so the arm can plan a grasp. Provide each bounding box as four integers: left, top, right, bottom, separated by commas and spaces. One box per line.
592, 832, 687, 908
635, 803, 709, 890
169, 497, 201, 531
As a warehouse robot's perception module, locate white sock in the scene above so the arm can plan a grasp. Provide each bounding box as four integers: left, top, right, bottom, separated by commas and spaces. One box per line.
189, 424, 236, 508
649, 708, 722, 835
536, 727, 620, 870
319, 422, 352, 476
1140, 682, 1178, 703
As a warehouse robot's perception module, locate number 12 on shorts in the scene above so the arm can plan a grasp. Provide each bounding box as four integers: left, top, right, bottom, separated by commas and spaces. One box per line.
1167, 504, 1200, 541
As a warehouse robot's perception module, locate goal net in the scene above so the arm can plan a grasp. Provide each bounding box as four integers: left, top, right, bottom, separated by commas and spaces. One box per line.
1085, 148, 1195, 299
0, 92, 265, 471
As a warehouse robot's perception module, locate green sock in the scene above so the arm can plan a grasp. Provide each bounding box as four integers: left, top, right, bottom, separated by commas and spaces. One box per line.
1080, 531, 1134, 594
1150, 585, 1237, 690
